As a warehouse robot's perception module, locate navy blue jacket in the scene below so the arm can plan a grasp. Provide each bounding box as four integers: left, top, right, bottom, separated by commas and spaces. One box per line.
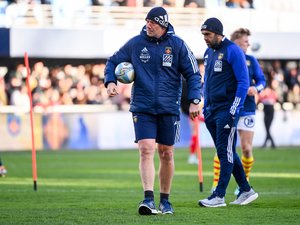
105, 24, 202, 116
241, 54, 266, 116
203, 37, 249, 117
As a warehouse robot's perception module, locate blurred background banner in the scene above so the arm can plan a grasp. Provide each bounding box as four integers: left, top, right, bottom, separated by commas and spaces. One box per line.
0, 113, 43, 150
0, 109, 299, 151
42, 112, 100, 150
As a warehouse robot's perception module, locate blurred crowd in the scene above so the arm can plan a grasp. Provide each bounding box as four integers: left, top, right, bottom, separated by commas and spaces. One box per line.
0, 62, 132, 111
3, 0, 298, 10
262, 60, 300, 109
2, 0, 254, 9
0, 59, 299, 111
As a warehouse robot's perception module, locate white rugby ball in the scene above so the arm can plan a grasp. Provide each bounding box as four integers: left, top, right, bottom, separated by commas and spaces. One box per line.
114, 62, 135, 84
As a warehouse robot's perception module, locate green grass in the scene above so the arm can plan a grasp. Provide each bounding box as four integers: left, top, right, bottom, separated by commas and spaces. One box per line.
0, 147, 300, 225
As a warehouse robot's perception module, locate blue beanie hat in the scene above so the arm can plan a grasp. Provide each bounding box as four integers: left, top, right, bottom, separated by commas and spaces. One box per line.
145, 7, 169, 28
201, 17, 223, 35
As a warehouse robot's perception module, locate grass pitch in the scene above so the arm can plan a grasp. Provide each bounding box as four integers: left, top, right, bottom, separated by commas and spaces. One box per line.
0, 147, 299, 225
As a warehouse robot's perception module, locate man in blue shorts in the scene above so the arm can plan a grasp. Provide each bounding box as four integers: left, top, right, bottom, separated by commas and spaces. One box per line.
198, 18, 258, 207
105, 7, 202, 215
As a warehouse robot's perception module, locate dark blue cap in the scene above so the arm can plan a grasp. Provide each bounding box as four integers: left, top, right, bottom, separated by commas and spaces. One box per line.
145, 7, 169, 28
201, 17, 223, 35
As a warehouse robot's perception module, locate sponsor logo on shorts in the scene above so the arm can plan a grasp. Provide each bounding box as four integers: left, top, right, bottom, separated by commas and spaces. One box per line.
244, 116, 254, 128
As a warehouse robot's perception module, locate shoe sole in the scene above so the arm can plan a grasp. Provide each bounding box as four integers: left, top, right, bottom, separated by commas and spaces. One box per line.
198, 201, 227, 208
138, 205, 158, 215
240, 193, 259, 205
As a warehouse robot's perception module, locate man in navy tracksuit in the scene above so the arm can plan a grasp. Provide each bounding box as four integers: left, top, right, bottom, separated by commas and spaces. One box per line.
105, 7, 202, 215
211, 28, 266, 195
198, 18, 258, 207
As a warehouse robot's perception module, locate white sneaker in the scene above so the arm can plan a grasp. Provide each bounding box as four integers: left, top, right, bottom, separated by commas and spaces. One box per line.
188, 154, 198, 165
199, 194, 226, 207
230, 188, 258, 205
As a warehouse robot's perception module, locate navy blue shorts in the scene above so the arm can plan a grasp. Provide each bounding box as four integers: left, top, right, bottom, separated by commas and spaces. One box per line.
132, 113, 180, 146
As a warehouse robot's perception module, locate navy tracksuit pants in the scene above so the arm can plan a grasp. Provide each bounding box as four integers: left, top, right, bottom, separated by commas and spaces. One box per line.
205, 110, 251, 197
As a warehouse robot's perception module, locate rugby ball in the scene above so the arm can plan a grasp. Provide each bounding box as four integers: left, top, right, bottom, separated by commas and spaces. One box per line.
114, 62, 135, 84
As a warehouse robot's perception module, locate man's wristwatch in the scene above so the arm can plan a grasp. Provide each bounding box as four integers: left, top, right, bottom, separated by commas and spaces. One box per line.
190, 99, 200, 105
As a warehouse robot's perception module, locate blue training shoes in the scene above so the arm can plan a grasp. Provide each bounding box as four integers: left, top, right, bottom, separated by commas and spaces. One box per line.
138, 199, 158, 215
158, 199, 174, 214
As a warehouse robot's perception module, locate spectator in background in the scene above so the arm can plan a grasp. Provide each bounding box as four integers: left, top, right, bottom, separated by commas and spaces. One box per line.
285, 61, 300, 107
31, 62, 54, 108
143, 0, 174, 7
259, 77, 278, 148
184, 0, 204, 8
91, 0, 103, 6
225, 0, 253, 8
111, 0, 127, 6
10, 84, 30, 107
272, 60, 288, 105
0, 76, 8, 105
162, 0, 174, 7
269, 60, 288, 121
143, 0, 155, 7
40, 0, 52, 4
7, 64, 28, 106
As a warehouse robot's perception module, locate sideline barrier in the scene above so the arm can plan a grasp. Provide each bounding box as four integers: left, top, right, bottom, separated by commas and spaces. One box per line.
0, 105, 299, 151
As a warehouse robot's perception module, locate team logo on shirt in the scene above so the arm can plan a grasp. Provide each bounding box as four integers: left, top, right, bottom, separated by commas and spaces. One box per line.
133, 115, 138, 123
163, 46, 173, 67
214, 60, 222, 72
246, 60, 251, 66
214, 53, 223, 72
165, 47, 172, 54
244, 116, 255, 128
218, 53, 224, 60
140, 47, 150, 63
